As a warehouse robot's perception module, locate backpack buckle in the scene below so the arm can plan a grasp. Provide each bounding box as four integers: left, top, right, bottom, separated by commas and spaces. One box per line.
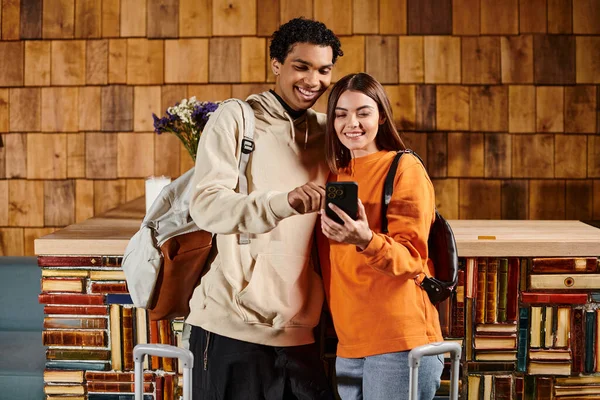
241, 138, 254, 154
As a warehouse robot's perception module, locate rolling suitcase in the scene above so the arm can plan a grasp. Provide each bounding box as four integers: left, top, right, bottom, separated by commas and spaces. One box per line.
407, 341, 461, 400
133, 343, 194, 400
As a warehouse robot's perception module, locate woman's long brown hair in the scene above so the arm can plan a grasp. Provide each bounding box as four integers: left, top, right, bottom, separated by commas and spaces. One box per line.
325, 73, 406, 173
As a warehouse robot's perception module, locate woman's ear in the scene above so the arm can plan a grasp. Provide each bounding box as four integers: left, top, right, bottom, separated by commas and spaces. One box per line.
379, 115, 386, 125
271, 58, 281, 77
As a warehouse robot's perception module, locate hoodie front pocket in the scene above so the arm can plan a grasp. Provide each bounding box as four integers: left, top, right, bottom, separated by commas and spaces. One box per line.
236, 253, 323, 329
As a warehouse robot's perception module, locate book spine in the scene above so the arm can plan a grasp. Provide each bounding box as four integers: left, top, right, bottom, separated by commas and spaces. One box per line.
44, 317, 107, 329
109, 304, 122, 371
521, 292, 588, 304
90, 282, 129, 294
42, 331, 107, 347
45, 361, 110, 371
87, 382, 153, 392
451, 269, 465, 337
585, 310, 596, 373
41, 278, 85, 293
596, 309, 600, 373
122, 306, 134, 371
493, 375, 512, 400
485, 259, 499, 323
46, 349, 111, 361
465, 297, 474, 361
159, 319, 175, 372
497, 258, 509, 323
572, 308, 585, 374
507, 258, 520, 322
38, 256, 105, 267
519, 258, 529, 297
38, 294, 105, 305
466, 258, 477, 299
150, 320, 160, 370
531, 257, 597, 273
84, 371, 154, 382
44, 305, 108, 315
476, 258, 487, 324
534, 377, 553, 400
517, 307, 529, 372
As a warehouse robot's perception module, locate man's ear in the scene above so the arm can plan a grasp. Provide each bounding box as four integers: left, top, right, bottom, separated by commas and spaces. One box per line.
271, 58, 281, 76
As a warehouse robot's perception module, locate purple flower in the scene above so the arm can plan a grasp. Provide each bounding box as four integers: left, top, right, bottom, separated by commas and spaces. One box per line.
192, 102, 219, 131
152, 113, 170, 135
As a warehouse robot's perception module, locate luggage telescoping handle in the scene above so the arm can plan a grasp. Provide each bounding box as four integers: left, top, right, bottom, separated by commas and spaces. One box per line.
133, 344, 194, 400
408, 341, 461, 400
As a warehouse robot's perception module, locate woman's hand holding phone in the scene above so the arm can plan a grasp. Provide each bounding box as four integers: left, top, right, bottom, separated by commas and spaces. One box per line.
321, 199, 373, 251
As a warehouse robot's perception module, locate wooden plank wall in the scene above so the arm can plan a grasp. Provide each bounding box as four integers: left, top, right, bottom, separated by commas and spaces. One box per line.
0, 0, 599, 255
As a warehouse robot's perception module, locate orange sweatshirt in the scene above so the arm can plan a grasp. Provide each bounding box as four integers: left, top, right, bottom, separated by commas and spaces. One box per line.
318, 150, 443, 358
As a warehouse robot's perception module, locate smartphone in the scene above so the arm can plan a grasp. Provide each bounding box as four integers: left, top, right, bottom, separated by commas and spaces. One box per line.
325, 182, 358, 225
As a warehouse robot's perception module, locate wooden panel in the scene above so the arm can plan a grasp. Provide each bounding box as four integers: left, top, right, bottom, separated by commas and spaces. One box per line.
332, 36, 365, 82
555, 134, 586, 178
565, 86, 596, 133
78, 86, 101, 131
353, 0, 378, 34
209, 38, 241, 83
512, 134, 554, 178
0, 180, 7, 225
51, 40, 85, 85
380, 0, 407, 34
133, 86, 161, 132
27, 133, 67, 179
529, 180, 566, 219
573, 0, 600, 34
598, 86, 600, 134
101, 0, 119, 37
20, 0, 43, 39
314, 0, 352, 35
402, 132, 427, 162
447, 133, 484, 177
126, 39, 164, 85
407, 0, 452, 35
117, 133, 154, 177
5, 134, 27, 178
86, 39, 107, 84
9, 88, 40, 132
2, 0, 20, 40
485, 133, 511, 178
75, 0, 101, 38
0, 41, 23, 86
180, 0, 211, 37
101, 85, 133, 131
154, 132, 181, 177
213, 0, 257, 36
452, 0, 480, 35
120, 0, 146, 37
165, 39, 208, 84
432, 179, 459, 219
459, 179, 502, 219
366, 36, 399, 84
589, 136, 600, 177
186, 85, 232, 102
470, 86, 508, 132
424, 36, 461, 83
257, 0, 279, 37
44, 180, 75, 226
280, 0, 313, 21
241, 38, 266, 83
67, 133, 85, 178
24, 227, 54, 256
427, 132, 447, 177
500, 36, 534, 84
461, 36, 500, 84
416, 85, 436, 131
0, 90, 7, 132
24, 41, 50, 86
8, 180, 44, 226
566, 180, 592, 220
42, 0, 75, 38
436, 85, 470, 131
108, 39, 127, 84
576, 37, 600, 84
595, 180, 600, 219
161, 85, 188, 110
85, 132, 117, 178
520, 0, 547, 33
508, 85, 535, 133
0, 140, 5, 178
0, 228, 24, 256
75, 179, 94, 222
385, 85, 416, 130
501, 180, 528, 219
126, 179, 145, 201
399, 36, 423, 83
480, 0, 518, 34
548, 0, 572, 33
148, 0, 178, 38
536, 86, 564, 132
534, 35, 575, 85
41, 87, 79, 132
93, 179, 127, 214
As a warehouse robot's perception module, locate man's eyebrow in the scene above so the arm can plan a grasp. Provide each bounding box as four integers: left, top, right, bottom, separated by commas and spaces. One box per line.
292, 58, 334, 69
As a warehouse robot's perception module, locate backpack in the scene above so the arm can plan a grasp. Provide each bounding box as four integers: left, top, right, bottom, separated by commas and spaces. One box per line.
381, 149, 459, 304
122, 99, 256, 320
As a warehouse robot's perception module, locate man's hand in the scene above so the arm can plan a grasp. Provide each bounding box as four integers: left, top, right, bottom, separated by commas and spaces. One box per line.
287, 182, 325, 214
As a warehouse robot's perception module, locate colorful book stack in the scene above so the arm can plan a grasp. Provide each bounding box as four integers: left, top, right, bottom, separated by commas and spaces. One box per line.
38, 256, 183, 400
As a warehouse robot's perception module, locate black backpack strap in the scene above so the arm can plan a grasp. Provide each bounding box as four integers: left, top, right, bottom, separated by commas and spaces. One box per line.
381, 151, 405, 234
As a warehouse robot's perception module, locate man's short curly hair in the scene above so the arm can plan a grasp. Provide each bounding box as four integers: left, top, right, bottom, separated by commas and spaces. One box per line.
269, 18, 343, 64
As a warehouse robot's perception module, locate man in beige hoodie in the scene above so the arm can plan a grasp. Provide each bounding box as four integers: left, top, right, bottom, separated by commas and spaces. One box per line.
188, 18, 343, 400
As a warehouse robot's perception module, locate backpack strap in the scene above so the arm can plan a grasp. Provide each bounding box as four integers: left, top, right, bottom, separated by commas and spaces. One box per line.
231, 99, 256, 245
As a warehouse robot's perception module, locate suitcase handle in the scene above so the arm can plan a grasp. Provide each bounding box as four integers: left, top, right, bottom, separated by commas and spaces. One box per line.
133, 344, 194, 400
408, 341, 461, 400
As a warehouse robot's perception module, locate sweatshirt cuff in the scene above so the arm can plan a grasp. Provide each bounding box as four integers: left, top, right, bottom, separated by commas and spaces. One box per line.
269, 192, 299, 220
358, 232, 385, 258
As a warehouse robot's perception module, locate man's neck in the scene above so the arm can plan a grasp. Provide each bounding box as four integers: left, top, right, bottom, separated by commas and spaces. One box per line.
270, 90, 306, 119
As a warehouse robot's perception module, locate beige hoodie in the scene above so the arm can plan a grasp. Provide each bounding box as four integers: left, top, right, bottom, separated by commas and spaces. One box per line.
187, 91, 329, 346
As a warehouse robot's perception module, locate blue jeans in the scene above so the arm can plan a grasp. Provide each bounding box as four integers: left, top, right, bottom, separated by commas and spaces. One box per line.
335, 351, 444, 400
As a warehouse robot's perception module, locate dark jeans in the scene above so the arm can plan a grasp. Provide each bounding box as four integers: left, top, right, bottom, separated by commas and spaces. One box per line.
189, 325, 334, 400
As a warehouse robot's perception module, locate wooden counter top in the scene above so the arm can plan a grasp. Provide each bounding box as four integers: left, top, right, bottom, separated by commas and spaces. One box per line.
35, 197, 600, 257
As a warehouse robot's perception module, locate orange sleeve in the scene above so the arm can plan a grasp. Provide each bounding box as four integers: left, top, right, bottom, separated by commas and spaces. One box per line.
358, 161, 435, 280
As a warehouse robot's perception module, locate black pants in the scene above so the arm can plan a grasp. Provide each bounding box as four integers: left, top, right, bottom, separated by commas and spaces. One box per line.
189, 325, 334, 400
